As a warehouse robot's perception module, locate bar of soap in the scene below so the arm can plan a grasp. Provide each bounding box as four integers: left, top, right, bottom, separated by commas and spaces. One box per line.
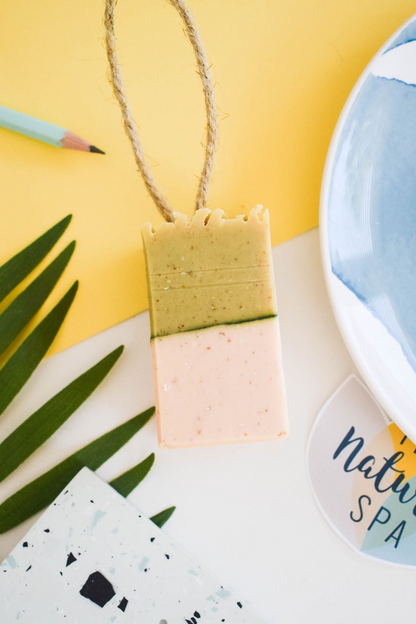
142, 206, 289, 448
1, 468, 266, 624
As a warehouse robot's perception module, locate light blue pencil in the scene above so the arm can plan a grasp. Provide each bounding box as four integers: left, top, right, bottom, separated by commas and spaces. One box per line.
0, 105, 104, 154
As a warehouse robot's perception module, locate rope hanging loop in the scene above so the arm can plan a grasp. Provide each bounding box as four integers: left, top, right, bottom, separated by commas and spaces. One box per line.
104, 0, 218, 222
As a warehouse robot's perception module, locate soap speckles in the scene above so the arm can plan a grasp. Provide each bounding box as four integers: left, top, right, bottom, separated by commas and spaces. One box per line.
66, 553, 77, 567
143, 207, 277, 337
216, 588, 231, 599
6, 556, 16, 569
154, 318, 289, 448
118, 597, 128, 612
91, 510, 106, 528
138, 556, 149, 572
79, 571, 115, 608
185, 613, 203, 624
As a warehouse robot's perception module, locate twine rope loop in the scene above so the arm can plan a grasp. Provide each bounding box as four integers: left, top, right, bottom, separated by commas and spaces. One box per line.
104, 0, 218, 222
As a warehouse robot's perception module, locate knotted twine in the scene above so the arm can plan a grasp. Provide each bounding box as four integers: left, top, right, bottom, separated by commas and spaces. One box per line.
104, 0, 218, 223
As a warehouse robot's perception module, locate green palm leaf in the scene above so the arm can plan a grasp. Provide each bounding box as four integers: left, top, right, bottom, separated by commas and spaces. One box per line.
110, 457, 176, 527
0, 219, 174, 536
150, 506, 176, 528
0, 407, 154, 534
110, 453, 155, 497
0, 282, 78, 416
0, 215, 72, 304
0, 345, 124, 483
0, 241, 75, 358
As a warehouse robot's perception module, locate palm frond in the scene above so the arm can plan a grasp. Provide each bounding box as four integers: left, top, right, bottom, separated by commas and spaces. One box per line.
0, 408, 155, 533
0, 215, 72, 303
0, 241, 75, 357
0, 282, 78, 416
0, 345, 124, 482
0, 218, 174, 536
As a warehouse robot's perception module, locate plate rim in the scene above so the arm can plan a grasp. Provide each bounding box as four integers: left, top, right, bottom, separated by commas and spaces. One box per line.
319, 12, 416, 439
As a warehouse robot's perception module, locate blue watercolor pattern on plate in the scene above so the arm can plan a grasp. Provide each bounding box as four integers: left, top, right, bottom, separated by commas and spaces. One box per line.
384, 21, 416, 54
327, 71, 416, 372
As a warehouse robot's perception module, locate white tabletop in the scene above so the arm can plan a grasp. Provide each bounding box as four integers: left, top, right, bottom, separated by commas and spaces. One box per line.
1, 227, 414, 623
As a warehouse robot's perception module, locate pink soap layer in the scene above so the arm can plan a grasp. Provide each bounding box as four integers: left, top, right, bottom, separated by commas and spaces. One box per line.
152, 318, 289, 449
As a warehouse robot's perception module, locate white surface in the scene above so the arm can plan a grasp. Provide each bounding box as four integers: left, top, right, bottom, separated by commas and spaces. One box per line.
320, 14, 416, 443
1, 228, 416, 622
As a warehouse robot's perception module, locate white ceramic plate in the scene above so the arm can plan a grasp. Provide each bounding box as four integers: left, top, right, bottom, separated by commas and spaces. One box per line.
320, 15, 416, 440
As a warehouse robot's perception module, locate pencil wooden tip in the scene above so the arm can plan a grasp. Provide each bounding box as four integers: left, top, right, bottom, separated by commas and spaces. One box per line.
61, 130, 105, 154
89, 145, 105, 154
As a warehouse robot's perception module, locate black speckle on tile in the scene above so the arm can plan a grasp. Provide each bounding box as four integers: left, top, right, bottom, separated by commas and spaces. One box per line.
22, 542, 28, 548
90, 500, 94, 503
237, 602, 243, 608
194, 612, 201, 619
66, 552, 77, 567
80, 571, 115, 608
44, 529, 50, 533
191, 618, 197, 624
165, 554, 170, 560
150, 537, 155, 543
118, 597, 128, 612
25, 566, 32, 572
60, 572, 63, 577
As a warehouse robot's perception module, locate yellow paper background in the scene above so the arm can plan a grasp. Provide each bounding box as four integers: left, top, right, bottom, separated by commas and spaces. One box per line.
0, 0, 414, 355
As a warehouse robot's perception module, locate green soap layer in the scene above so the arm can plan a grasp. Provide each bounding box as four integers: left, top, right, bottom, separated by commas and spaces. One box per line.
142, 207, 278, 337
149, 315, 278, 342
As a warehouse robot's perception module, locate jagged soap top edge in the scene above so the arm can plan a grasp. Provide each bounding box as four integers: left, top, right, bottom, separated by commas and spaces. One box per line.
141, 205, 269, 239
